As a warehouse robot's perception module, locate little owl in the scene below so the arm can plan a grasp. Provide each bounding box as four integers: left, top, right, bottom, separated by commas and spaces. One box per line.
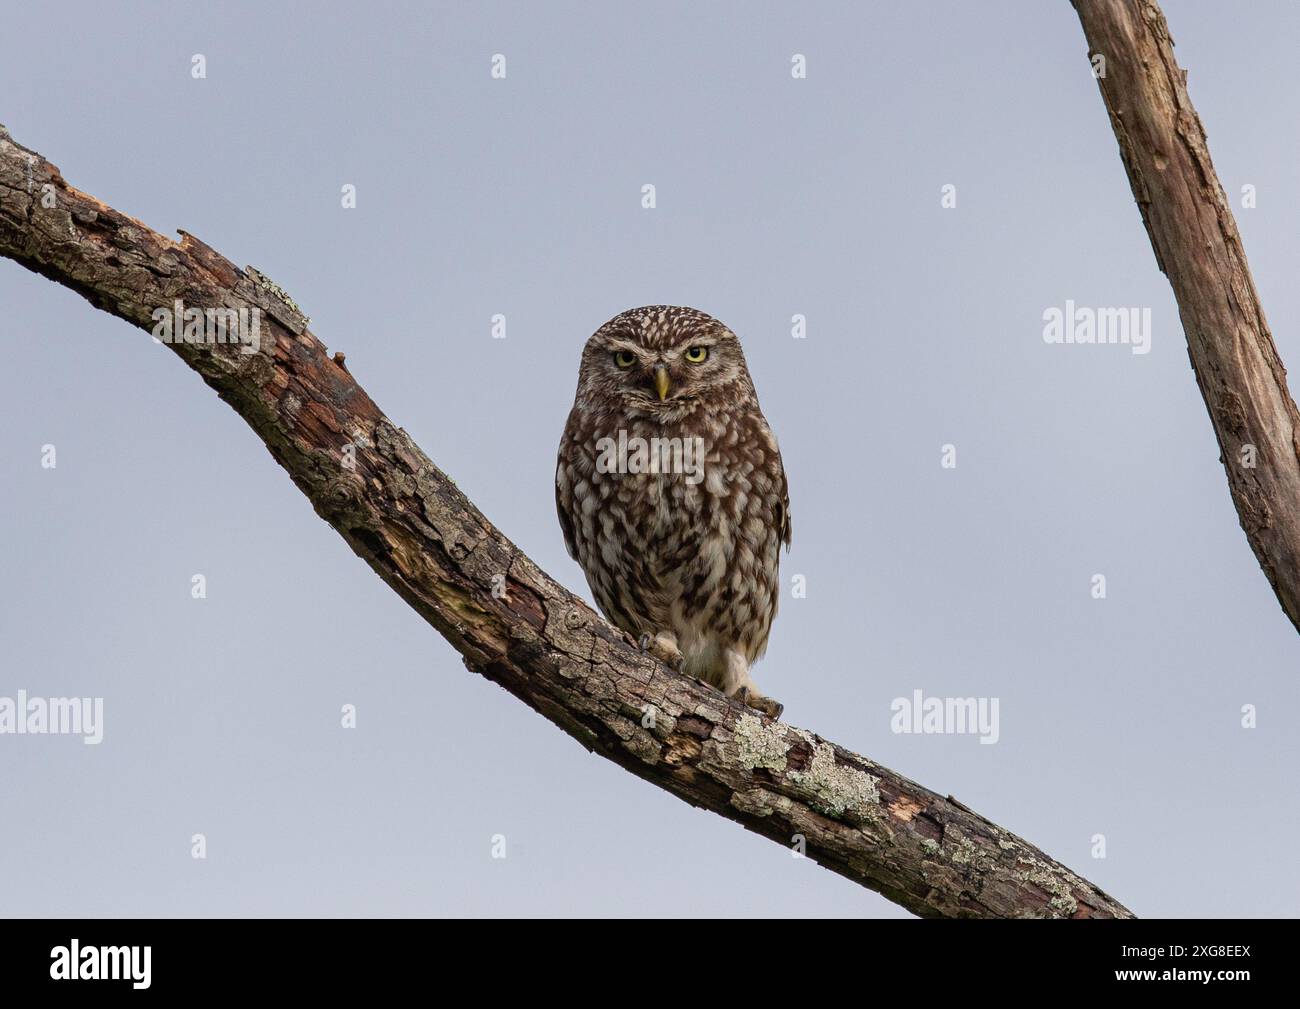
555, 306, 791, 717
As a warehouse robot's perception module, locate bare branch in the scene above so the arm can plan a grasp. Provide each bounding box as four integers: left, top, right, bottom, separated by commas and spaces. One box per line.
1073, 0, 1300, 633
0, 123, 1131, 918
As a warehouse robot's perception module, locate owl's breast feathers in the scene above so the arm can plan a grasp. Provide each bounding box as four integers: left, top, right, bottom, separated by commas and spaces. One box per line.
555, 395, 790, 661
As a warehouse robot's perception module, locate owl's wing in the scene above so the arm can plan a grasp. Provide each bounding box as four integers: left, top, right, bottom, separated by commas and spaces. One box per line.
555, 459, 579, 562
775, 460, 792, 550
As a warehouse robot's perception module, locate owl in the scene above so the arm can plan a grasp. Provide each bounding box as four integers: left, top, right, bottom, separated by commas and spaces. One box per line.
555, 306, 791, 717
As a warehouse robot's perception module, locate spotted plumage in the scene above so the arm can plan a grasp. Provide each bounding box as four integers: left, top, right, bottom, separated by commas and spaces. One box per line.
555, 306, 791, 714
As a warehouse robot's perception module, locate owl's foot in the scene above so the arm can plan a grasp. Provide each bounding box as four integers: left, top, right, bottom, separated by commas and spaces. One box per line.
734, 685, 784, 720
638, 630, 685, 670
721, 648, 782, 718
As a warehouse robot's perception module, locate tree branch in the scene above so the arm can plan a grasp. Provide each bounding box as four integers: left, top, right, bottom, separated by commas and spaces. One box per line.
0, 124, 1130, 918
1074, 0, 1300, 633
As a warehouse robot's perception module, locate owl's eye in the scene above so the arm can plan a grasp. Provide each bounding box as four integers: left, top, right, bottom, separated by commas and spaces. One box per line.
684, 345, 709, 363
613, 350, 637, 369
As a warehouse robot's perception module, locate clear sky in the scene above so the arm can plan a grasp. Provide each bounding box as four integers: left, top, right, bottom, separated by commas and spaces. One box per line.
2, 0, 1298, 917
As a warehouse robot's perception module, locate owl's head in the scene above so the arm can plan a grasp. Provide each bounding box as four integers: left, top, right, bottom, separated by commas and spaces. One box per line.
576, 305, 754, 416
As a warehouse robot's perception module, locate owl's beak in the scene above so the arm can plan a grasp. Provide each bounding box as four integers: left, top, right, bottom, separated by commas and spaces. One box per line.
653, 365, 671, 401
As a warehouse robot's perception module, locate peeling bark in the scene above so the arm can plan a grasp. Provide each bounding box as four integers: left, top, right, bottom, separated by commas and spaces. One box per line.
0, 123, 1131, 919
1074, 0, 1300, 633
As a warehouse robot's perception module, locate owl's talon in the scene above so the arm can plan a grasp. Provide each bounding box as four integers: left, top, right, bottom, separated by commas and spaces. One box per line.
735, 686, 783, 720
639, 631, 685, 670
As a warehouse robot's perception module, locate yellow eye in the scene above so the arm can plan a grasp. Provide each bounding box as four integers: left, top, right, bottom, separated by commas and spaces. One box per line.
613, 350, 637, 369
684, 345, 709, 363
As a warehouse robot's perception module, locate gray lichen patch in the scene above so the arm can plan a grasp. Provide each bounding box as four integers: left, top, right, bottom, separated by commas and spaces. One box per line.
1014, 856, 1081, 917
939, 824, 1001, 876
734, 714, 789, 771
245, 264, 309, 325
947, 831, 980, 866
788, 730, 879, 819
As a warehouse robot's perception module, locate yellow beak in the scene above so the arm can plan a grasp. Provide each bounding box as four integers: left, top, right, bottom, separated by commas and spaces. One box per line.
654, 367, 671, 401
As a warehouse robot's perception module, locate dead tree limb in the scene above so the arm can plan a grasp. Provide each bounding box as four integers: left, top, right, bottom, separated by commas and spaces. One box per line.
1074, 0, 1300, 633
0, 124, 1130, 918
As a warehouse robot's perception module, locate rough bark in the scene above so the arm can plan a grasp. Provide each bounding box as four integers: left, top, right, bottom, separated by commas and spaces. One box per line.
1074, 0, 1300, 632
0, 123, 1130, 918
